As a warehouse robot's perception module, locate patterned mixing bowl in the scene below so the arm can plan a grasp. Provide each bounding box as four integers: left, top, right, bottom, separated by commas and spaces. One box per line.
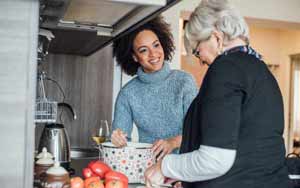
101, 142, 155, 183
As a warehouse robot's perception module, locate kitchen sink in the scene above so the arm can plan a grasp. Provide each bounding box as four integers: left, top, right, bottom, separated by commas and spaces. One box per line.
70, 148, 99, 177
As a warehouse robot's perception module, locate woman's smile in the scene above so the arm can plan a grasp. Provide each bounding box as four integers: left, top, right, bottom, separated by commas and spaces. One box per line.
132, 30, 165, 73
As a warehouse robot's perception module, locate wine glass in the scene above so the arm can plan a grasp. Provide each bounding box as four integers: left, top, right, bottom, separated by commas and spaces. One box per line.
91, 120, 110, 160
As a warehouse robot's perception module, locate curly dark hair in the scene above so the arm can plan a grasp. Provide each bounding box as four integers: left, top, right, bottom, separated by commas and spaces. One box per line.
113, 16, 175, 76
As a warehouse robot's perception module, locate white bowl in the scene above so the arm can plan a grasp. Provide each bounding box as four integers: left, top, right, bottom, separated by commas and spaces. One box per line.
101, 142, 155, 183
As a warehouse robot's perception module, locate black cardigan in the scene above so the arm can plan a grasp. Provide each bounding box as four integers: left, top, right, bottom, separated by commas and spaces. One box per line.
180, 52, 288, 188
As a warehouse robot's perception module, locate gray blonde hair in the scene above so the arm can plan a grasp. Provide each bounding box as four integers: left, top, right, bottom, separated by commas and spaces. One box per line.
184, 0, 249, 52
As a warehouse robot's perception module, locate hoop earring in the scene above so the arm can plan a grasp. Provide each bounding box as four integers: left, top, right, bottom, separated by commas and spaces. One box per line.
133, 56, 138, 62
218, 43, 224, 55
218, 48, 223, 55
217, 50, 222, 55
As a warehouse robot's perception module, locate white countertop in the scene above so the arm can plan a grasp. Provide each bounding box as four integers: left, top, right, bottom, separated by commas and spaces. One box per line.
128, 183, 171, 188
128, 184, 144, 188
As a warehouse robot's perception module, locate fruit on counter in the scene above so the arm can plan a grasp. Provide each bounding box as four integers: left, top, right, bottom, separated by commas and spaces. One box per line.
83, 167, 97, 179
105, 180, 126, 188
70, 177, 84, 188
87, 160, 97, 169
89, 161, 111, 178
87, 180, 104, 188
81, 160, 128, 188
104, 171, 128, 184
84, 176, 102, 188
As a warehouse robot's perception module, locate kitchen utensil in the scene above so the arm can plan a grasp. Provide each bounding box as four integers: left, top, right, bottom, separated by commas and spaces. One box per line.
35, 147, 54, 162
34, 151, 55, 188
38, 102, 76, 171
101, 142, 155, 183
37, 29, 54, 64
91, 120, 110, 160
35, 72, 57, 123
44, 162, 70, 188
91, 120, 110, 145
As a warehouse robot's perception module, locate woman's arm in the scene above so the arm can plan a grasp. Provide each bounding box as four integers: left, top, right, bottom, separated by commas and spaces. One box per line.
161, 145, 236, 181
152, 135, 182, 161
111, 91, 133, 146
146, 59, 246, 183
151, 73, 197, 160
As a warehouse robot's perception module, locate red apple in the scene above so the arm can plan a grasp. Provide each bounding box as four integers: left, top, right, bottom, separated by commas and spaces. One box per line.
89, 161, 111, 178
87, 180, 104, 188
83, 167, 97, 179
105, 180, 126, 188
70, 177, 84, 188
104, 171, 128, 184
84, 177, 101, 188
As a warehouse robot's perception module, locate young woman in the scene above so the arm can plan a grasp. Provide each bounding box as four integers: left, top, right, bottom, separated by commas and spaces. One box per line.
111, 16, 198, 160
145, 1, 288, 187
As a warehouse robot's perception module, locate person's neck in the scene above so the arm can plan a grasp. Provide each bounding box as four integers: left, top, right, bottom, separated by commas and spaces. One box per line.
223, 38, 247, 51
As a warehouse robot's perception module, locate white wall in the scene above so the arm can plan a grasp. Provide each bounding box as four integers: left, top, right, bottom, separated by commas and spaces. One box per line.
0, 0, 39, 187
162, 0, 300, 69
230, 0, 300, 23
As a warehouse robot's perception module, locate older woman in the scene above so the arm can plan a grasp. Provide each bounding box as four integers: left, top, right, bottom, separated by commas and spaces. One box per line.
111, 16, 198, 160
145, 0, 288, 188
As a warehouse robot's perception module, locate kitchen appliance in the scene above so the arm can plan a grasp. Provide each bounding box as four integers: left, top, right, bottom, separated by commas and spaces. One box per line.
38, 102, 77, 171
39, 0, 181, 55
101, 142, 155, 183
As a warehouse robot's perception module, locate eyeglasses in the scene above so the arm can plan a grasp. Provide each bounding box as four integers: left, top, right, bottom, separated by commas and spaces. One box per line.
192, 41, 201, 59
192, 35, 213, 59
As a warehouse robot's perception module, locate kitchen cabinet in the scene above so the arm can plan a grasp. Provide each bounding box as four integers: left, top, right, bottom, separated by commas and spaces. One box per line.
40, 0, 180, 55
36, 45, 114, 149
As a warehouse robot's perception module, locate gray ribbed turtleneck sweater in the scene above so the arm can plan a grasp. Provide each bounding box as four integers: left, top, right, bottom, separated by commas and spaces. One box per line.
112, 62, 198, 144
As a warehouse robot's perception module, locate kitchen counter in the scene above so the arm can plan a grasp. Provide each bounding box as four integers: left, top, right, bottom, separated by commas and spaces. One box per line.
69, 150, 169, 188
129, 183, 171, 188
129, 184, 144, 188
71, 159, 143, 187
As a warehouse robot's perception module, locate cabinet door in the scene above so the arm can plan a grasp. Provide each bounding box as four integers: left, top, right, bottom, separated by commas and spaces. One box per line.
38, 45, 114, 148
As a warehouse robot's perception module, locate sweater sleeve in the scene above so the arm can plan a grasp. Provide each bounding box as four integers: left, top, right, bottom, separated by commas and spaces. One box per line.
182, 74, 198, 116
160, 58, 245, 182
112, 90, 133, 140
161, 145, 236, 181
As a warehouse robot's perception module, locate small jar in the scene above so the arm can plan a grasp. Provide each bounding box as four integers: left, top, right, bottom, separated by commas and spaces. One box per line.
44, 162, 70, 188
34, 151, 54, 188
36, 147, 54, 161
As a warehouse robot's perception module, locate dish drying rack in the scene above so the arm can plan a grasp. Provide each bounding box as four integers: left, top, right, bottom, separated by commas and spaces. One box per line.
35, 72, 57, 123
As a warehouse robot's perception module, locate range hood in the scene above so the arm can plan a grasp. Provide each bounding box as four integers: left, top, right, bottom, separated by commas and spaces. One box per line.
40, 0, 181, 56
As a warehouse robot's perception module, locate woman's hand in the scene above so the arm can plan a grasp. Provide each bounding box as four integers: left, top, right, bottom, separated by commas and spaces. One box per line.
173, 181, 183, 188
144, 160, 165, 188
152, 136, 182, 161
111, 128, 127, 147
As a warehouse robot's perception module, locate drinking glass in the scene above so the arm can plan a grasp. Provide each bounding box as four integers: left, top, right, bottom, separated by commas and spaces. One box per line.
91, 120, 110, 160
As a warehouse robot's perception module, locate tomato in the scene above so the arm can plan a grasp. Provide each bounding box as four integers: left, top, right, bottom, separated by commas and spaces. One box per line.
87, 180, 104, 188
83, 167, 97, 179
104, 171, 128, 184
70, 177, 84, 188
89, 161, 111, 178
84, 176, 101, 188
105, 180, 126, 188
88, 160, 97, 169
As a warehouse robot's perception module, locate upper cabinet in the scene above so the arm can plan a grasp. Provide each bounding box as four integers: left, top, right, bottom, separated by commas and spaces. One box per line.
40, 0, 181, 56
